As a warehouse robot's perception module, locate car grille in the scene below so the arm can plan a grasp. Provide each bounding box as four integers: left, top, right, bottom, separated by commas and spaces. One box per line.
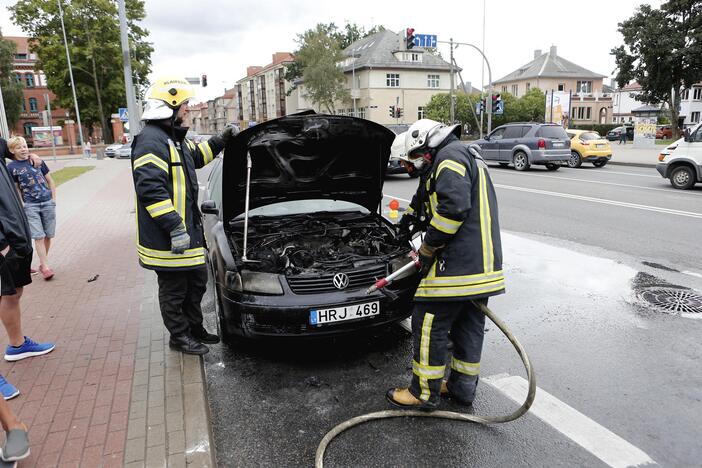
287, 264, 387, 294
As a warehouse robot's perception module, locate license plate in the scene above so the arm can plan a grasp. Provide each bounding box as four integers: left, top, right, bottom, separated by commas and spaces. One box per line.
310, 301, 379, 326
552, 142, 563, 147
597, 144, 605, 148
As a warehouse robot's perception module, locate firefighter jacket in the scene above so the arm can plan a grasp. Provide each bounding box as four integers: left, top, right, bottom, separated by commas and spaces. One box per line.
131, 121, 224, 271
0, 152, 32, 256
407, 134, 504, 301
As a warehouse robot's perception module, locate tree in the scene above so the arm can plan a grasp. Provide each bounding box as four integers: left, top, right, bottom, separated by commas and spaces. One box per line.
611, 1, 702, 138
514, 88, 546, 123
425, 93, 477, 128
0, 30, 24, 130
10, 0, 153, 142
294, 24, 348, 113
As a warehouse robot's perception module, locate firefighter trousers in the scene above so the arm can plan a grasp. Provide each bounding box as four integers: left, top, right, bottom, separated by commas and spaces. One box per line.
155, 266, 208, 337
409, 299, 487, 405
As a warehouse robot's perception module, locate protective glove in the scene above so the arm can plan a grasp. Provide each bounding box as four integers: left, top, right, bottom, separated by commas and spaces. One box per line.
218, 124, 240, 143
398, 213, 416, 239
170, 226, 190, 254
417, 242, 442, 277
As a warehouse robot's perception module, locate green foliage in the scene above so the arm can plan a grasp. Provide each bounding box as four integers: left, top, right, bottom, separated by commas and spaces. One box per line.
9, 0, 152, 142
571, 123, 619, 135
425, 93, 476, 127
0, 30, 24, 129
294, 24, 349, 113
611, 1, 702, 138
51, 165, 94, 186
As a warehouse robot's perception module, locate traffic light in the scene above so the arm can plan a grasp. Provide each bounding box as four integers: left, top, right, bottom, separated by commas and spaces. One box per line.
389, 105, 396, 117
405, 28, 415, 50
201, 74, 208, 87
396, 107, 403, 118
492, 93, 502, 113
479, 98, 486, 113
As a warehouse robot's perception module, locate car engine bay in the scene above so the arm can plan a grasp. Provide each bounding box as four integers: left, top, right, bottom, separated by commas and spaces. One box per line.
229, 214, 406, 275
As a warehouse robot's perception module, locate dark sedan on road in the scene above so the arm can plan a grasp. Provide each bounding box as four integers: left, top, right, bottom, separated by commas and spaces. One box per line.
606, 126, 634, 141
200, 113, 417, 342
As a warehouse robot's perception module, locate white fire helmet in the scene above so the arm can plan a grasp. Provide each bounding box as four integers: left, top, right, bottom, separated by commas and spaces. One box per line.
390, 131, 409, 161
403, 119, 461, 167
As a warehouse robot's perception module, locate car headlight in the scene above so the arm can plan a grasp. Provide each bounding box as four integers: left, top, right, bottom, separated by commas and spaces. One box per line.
229, 271, 284, 295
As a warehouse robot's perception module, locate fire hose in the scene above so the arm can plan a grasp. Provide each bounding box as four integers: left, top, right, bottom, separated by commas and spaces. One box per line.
314, 258, 536, 468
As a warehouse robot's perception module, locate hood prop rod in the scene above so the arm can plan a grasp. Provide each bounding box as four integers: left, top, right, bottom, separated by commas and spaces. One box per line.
242, 151, 258, 263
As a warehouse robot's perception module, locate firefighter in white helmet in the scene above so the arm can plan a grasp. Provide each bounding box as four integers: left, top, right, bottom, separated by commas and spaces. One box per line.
387, 119, 505, 409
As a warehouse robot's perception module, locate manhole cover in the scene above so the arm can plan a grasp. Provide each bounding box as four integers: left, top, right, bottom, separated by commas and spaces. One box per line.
639, 287, 702, 314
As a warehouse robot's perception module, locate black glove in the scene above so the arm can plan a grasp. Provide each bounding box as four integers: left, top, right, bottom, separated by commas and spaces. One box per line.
218, 124, 239, 143
398, 213, 416, 239
170, 226, 190, 254
417, 242, 442, 277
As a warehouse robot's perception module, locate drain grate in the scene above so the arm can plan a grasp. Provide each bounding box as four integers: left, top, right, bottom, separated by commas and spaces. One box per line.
639, 287, 702, 314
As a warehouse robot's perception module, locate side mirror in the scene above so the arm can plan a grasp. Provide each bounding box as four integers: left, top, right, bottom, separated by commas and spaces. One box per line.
684, 128, 691, 142
201, 200, 218, 215
484, 135, 490, 141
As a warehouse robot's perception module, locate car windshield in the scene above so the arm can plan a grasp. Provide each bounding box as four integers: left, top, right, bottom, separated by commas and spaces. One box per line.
235, 199, 369, 219
537, 126, 568, 139
580, 132, 601, 141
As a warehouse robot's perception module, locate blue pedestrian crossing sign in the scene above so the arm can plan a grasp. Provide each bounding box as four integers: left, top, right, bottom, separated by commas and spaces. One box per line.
119, 108, 129, 122
495, 101, 504, 115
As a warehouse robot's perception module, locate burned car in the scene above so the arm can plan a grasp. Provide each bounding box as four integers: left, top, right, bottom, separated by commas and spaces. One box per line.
200, 113, 417, 341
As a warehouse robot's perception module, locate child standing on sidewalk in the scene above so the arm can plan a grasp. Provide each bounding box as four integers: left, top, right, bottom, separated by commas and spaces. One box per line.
6, 137, 56, 280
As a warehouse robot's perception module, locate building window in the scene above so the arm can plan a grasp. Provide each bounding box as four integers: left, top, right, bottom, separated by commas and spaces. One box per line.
576, 81, 592, 93
357, 107, 366, 119
693, 88, 702, 100
682, 89, 690, 100
692, 111, 701, 123
558, 83, 565, 91
511, 84, 518, 97
427, 74, 440, 88
417, 106, 426, 120
502, 85, 507, 93
526, 82, 531, 92
14, 73, 21, 85
572, 107, 592, 120
23, 122, 36, 136
29, 97, 38, 112
614, 93, 620, 105
386, 73, 400, 87
15, 53, 27, 60
25, 73, 34, 88
21, 99, 26, 112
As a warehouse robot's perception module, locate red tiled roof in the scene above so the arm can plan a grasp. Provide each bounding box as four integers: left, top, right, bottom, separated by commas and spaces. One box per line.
5, 36, 30, 54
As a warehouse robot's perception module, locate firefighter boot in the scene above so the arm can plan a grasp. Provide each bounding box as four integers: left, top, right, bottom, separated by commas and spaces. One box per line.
191, 326, 220, 344
386, 388, 437, 410
169, 333, 209, 355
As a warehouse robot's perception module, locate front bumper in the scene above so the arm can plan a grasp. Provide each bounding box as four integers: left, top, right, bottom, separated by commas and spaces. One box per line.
656, 163, 668, 178
219, 279, 416, 338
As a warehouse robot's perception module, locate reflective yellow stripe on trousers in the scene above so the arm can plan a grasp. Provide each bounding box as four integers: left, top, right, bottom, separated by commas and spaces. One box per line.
419, 313, 435, 401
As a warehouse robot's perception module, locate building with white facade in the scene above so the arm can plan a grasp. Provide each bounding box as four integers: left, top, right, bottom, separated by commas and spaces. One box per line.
680, 84, 702, 127
233, 53, 294, 127
612, 82, 648, 124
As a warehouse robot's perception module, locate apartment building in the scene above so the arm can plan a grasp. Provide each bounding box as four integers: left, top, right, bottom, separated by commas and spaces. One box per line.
680, 84, 702, 127
493, 46, 612, 125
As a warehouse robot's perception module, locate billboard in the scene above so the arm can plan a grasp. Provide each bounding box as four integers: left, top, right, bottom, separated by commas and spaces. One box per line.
545, 91, 572, 128
633, 117, 657, 148
31, 126, 63, 147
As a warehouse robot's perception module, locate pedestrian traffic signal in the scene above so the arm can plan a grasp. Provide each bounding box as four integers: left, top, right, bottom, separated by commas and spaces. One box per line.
396, 107, 403, 118
389, 105, 396, 117
406, 28, 415, 50
201, 74, 208, 87
492, 94, 502, 113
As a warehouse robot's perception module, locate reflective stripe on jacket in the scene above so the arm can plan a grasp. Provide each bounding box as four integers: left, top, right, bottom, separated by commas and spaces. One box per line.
131, 123, 224, 271
412, 137, 504, 301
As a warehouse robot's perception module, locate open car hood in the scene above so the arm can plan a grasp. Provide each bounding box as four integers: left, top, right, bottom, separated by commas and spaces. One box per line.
223, 113, 395, 223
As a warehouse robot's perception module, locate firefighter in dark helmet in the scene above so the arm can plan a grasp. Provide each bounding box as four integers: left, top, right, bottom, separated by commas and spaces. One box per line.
387, 119, 504, 409
131, 76, 238, 355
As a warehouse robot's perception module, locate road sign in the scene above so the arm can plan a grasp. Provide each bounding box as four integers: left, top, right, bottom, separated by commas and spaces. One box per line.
495, 101, 504, 115
118, 108, 129, 122
476, 102, 482, 115
414, 34, 437, 48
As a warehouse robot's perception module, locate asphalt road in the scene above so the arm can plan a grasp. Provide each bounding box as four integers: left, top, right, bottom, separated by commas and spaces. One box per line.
200, 161, 702, 467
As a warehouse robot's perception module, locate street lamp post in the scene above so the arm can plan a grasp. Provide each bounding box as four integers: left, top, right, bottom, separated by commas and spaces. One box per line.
57, 0, 86, 155
117, 0, 140, 137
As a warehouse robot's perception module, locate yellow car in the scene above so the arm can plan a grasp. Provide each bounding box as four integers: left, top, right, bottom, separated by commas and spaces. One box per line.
566, 129, 612, 168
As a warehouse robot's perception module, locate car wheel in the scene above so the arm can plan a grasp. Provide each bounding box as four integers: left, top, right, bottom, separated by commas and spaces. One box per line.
545, 163, 560, 171
669, 166, 696, 190
592, 160, 608, 168
513, 152, 530, 171
567, 151, 582, 168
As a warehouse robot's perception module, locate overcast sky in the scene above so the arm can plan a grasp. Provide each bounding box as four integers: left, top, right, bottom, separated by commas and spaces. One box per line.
1, 0, 662, 103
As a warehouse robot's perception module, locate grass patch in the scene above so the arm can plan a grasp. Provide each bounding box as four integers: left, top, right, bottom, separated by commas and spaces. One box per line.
51, 165, 95, 186
656, 139, 675, 145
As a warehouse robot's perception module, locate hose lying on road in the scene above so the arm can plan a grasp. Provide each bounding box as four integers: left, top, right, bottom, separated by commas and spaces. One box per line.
315, 301, 536, 468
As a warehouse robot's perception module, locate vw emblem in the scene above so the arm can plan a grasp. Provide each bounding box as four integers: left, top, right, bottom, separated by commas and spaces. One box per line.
332, 273, 350, 290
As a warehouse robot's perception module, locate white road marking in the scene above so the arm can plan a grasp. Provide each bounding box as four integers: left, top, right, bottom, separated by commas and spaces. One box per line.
592, 170, 659, 179
494, 184, 702, 219
495, 171, 701, 196
483, 374, 657, 468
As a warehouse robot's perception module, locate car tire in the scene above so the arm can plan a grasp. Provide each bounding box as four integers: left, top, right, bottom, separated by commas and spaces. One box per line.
545, 163, 560, 171
513, 152, 530, 171
669, 165, 696, 190
592, 160, 608, 168
567, 151, 582, 168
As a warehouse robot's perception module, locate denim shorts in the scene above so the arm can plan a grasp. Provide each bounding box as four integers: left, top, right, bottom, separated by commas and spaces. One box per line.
24, 200, 56, 239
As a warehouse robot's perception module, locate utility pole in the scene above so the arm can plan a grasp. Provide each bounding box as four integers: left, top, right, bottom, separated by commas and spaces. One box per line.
449, 38, 455, 124
0, 84, 9, 138
44, 93, 57, 163
57, 0, 86, 153
118, 0, 141, 137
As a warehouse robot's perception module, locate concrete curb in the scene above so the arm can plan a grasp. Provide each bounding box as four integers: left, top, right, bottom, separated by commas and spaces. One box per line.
608, 161, 657, 168
183, 355, 217, 468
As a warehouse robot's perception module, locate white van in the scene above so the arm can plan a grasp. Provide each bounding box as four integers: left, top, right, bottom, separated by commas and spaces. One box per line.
656, 123, 702, 189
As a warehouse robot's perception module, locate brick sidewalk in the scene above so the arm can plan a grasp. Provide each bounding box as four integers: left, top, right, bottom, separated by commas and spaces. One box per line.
0, 162, 213, 467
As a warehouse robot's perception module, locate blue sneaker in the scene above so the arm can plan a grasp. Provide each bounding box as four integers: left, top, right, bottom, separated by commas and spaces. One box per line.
4, 336, 55, 362
0, 375, 19, 400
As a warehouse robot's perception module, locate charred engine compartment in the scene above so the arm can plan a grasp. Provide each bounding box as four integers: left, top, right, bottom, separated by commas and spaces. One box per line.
229, 215, 405, 275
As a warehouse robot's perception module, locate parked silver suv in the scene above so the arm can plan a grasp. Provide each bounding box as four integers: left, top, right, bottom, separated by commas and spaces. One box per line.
474, 123, 571, 171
